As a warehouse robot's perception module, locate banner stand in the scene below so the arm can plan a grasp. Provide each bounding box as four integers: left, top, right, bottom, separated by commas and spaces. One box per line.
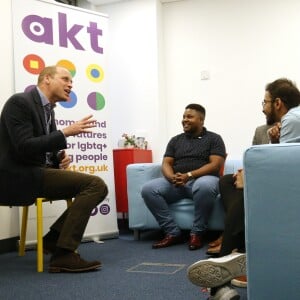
12, 0, 118, 245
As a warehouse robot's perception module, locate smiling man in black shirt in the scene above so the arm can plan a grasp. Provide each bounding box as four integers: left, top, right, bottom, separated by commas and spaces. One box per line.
141, 103, 226, 250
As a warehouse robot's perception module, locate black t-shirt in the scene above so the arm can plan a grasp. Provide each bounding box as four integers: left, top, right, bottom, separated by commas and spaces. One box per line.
164, 128, 226, 176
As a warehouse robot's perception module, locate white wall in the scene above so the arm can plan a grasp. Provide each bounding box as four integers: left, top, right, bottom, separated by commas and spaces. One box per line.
0, 1, 14, 110
89, 0, 300, 160
162, 0, 300, 159
93, 0, 168, 162
0, 0, 19, 239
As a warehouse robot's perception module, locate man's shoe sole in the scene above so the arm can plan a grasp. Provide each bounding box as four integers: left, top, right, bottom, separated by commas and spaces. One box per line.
49, 263, 101, 273
187, 253, 246, 288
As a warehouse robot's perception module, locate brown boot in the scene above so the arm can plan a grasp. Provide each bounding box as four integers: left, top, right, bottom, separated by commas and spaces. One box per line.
49, 252, 101, 273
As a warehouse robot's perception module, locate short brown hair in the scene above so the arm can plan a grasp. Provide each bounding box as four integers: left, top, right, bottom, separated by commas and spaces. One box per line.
266, 78, 300, 110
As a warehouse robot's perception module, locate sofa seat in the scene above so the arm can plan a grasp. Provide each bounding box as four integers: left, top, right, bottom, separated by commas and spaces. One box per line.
127, 159, 242, 239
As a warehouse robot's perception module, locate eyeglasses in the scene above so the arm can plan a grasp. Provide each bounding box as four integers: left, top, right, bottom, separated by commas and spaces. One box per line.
261, 100, 273, 107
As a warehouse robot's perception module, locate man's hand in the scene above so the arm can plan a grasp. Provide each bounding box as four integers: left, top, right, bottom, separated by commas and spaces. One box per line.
267, 122, 281, 143
58, 150, 71, 169
62, 115, 96, 137
172, 172, 188, 186
233, 169, 244, 189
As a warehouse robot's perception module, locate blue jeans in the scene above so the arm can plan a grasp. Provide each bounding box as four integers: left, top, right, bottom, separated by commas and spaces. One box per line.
141, 175, 220, 236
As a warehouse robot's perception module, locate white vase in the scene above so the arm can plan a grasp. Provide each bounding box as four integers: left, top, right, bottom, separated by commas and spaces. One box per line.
118, 139, 125, 148
125, 144, 134, 148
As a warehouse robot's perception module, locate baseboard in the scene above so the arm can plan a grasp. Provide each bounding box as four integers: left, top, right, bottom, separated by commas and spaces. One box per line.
82, 230, 119, 242
0, 236, 19, 254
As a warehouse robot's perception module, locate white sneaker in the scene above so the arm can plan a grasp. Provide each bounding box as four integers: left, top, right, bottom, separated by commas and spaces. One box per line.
187, 252, 246, 288
209, 285, 240, 300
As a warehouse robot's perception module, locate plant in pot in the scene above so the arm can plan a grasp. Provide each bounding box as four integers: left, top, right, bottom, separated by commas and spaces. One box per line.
122, 133, 137, 148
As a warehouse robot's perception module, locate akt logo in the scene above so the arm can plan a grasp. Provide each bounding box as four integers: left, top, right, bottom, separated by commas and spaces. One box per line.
21, 12, 104, 54
90, 204, 110, 216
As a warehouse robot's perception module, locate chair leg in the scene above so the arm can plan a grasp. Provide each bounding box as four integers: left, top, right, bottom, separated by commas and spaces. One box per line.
19, 197, 72, 272
36, 197, 45, 272
19, 206, 29, 256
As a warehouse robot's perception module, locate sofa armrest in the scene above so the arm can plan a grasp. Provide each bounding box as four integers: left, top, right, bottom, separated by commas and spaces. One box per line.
126, 163, 162, 230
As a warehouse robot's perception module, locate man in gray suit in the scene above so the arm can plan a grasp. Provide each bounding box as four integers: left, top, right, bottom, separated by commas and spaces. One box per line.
252, 124, 272, 145
0, 66, 108, 273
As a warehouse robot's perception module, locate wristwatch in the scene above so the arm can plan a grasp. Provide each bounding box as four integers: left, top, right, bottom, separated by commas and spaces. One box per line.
187, 172, 193, 180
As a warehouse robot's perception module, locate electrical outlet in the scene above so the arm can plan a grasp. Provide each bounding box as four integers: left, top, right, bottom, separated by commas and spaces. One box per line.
200, 70, 210, 80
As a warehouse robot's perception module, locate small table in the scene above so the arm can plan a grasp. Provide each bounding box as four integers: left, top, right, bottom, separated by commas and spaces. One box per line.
113, 148, 152, 216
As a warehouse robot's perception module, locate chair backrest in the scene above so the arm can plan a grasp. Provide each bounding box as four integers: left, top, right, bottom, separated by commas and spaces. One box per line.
244, 144, 300, 299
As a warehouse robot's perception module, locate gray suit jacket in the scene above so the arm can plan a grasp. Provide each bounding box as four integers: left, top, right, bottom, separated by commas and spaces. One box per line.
0, 87, 67, 205
252, 124, 272, 145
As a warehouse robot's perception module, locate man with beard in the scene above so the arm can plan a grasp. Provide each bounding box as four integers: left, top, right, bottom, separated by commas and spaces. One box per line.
187, 78, 300, 300
141, 103, 226, 251
264, 78, 300, 143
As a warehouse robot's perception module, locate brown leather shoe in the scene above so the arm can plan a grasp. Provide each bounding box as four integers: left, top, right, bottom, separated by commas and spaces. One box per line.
49, 252, 101, 273
152, 234, 184, 249
188, 234, 203, 250
206, 244, 221, 255
231, 275, 247, 288
208, 235, 223, 247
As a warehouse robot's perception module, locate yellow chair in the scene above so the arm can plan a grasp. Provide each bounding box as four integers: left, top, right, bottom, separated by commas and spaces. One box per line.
18, 197, 72, 272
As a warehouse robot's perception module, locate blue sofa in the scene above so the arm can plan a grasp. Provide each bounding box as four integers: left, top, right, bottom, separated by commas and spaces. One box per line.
244, 143, 300, 299
126, 159, 243, 240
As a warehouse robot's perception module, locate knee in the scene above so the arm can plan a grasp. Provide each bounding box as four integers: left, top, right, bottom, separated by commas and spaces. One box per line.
91, 176, 108, 199
141, 182, 153, 201
192, 176, 219, 194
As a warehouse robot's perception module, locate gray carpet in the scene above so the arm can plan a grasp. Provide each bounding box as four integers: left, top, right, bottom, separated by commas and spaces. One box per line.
0, 230, 247, 300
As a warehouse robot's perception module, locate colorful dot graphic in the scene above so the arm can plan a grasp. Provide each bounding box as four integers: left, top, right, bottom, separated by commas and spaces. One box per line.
87, 92, 105, 110
23, 54, 45, 74
86, 64, 104, 82
59, 91, 77, 108
22, 57, 107, 111
56, 59, 76, 77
